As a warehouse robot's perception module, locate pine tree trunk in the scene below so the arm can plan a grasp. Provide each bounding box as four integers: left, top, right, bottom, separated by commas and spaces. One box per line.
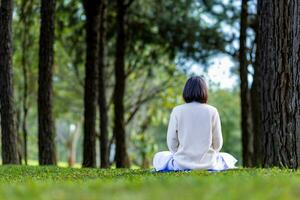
98, 0, 109, 168
20, 0, 33, 166
239, 0, 253, 167
38, 0, 57, 165
0, 0, 20, 164
82, 0, 101, 168
251, 25, 263, 167
15, 108, 22, 163
258, 0, 300, 168
114, 0, 130, 168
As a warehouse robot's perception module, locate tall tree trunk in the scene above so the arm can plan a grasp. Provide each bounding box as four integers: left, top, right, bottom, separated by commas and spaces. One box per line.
251, 24, 263, 167
140, 114, 151, 168
0, 0, 20, 164
239, 0, 253, 167
258, 0, 300, 168
38, 0, 57, 165
98, 0, 109, 168
20, 0, 33, 166
22, 60, 28, 165
15, 108, 23, 163
114, 0, 130, 168
82, 0, 101, 168
67, 121, 81, 167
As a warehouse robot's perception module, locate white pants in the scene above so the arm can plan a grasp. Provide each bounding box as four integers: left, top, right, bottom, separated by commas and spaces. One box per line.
153, 151, 237, 171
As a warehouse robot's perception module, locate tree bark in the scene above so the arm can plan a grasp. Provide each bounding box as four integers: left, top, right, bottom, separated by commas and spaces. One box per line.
20, 0, 33, 166
0, 0, 20, 164
15, 108, 23, 163
82, 0, 101, 168
258, 0, 300, 168
239, 0, 253, 167
114, 0, 130, 168
140, 114, 151, 168
251, 23, 263, 167
98, 0, 109, 168
38, 0, 57, 165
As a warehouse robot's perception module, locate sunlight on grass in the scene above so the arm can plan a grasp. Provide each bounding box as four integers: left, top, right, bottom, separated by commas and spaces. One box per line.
26, 160, 141, 169
26, 160, 81, 168
0, 166, 298, 200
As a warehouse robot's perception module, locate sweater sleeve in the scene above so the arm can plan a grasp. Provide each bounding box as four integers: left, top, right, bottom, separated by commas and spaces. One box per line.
167, 109, 179, 154
212, 109, 223, 152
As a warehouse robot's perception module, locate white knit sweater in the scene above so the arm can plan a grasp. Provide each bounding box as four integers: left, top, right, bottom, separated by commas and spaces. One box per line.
167, 102, 223, 169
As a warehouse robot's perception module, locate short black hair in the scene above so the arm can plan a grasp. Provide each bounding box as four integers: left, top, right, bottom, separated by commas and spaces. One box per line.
182, 76, 208, 103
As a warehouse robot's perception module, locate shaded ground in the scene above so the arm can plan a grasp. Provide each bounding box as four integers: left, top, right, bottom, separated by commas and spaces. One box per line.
0, 166, 299, 199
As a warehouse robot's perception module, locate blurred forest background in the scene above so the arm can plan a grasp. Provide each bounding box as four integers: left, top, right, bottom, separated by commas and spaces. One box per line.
1, 0, 274, 168
1, 0, 259, 168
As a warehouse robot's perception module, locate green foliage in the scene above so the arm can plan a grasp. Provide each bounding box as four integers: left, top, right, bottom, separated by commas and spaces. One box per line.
10, 0, 242, 167
0, 166, 298, 199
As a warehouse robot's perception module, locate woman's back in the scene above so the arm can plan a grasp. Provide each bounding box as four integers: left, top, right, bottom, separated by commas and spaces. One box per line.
169, 102, 222, 169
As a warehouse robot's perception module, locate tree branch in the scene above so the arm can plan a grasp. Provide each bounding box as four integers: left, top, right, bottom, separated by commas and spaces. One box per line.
125, 78, 172, 125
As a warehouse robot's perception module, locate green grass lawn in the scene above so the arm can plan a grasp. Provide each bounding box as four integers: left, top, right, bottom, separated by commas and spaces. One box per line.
0, 166, 299, 200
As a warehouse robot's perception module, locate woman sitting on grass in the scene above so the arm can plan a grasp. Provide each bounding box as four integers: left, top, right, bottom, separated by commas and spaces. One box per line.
153, 76, 237, 171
